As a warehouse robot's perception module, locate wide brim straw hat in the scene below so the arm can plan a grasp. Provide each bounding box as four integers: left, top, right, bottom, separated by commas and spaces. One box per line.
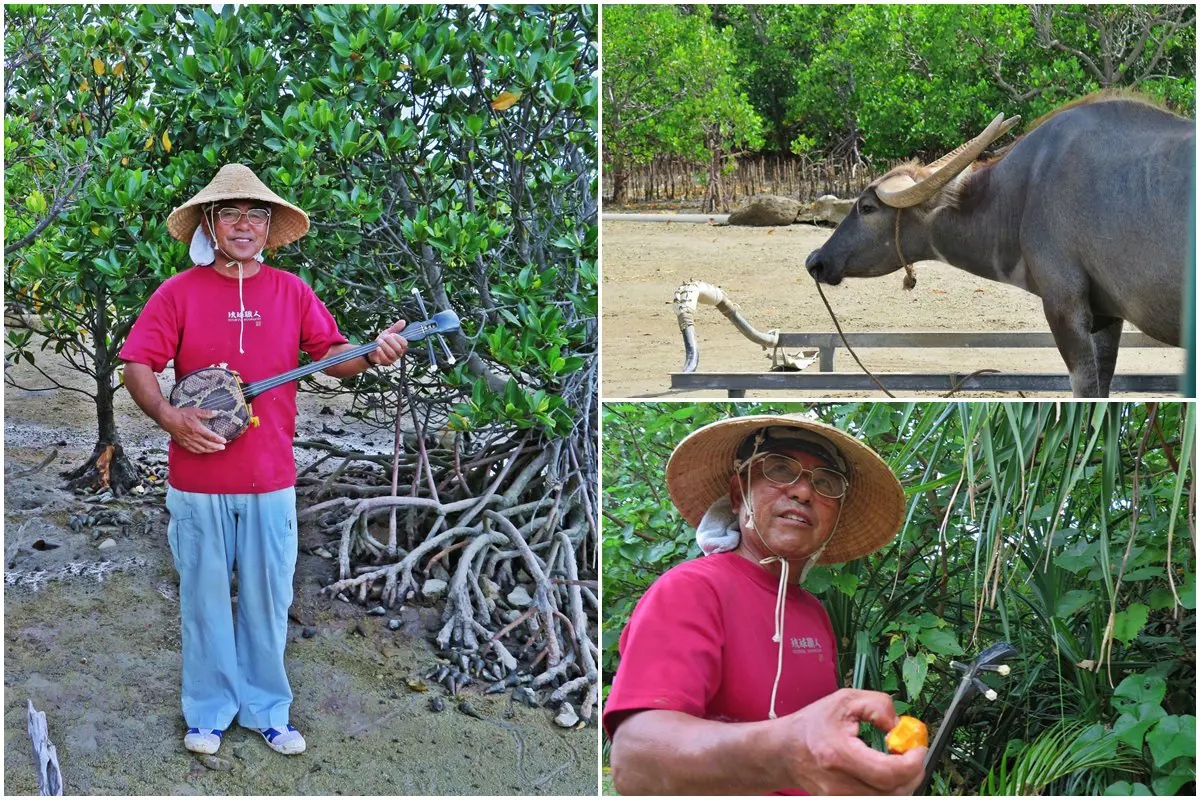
166, 163, 309, 249
666, 412, 906, 565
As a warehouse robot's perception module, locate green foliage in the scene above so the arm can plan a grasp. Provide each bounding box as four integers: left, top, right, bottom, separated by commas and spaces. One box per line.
5, 4, 597, 450
604, 4, 1194, 162
601, 5, 763, 169
603, 402, 1196, 794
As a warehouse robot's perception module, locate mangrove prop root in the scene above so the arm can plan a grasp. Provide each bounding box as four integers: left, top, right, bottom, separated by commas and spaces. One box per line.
312, 436, 598, 716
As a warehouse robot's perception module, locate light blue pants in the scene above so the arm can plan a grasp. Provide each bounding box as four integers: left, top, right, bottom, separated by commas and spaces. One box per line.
166, 486, 297, 730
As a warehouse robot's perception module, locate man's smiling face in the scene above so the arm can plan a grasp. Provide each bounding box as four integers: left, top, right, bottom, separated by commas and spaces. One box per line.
729, 446, 845, 565
205, 200, 270, 262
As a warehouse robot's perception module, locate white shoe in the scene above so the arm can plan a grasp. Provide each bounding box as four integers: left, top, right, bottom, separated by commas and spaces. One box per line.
250, 724, 306, 755
183, 727, 223, 755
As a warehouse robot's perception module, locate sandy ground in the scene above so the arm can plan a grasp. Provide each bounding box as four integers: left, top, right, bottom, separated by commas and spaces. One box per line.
3, 345, 596, 795
600, 220, 1185, 398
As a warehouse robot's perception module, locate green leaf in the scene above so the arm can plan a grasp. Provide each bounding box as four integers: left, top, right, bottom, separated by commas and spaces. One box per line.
902, 654, 928, 700
1104, 782, 1153, 795
1111, 603, 1150, 645
1113, 673, 1167, 712
917, 627, 964, 656
1054, 589, 1095, 618
829, 572, 858, 598
1146, 715, 1196, 768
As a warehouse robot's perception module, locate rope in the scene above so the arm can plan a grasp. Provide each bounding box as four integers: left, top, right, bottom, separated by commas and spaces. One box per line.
812, 279, 896, 398
896, 208, 917, 290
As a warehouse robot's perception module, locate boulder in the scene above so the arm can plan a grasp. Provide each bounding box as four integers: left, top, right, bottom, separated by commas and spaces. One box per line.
801, 194, 855, 225
728, 194, 803, 226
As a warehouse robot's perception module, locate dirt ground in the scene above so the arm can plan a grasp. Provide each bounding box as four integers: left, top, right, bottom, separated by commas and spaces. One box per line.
3, 346, 596, 796
601, 220, 1185, 398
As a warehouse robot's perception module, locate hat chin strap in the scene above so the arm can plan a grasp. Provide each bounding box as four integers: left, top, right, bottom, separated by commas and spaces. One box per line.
739, 459, 844, 720
205, 208, 270, 356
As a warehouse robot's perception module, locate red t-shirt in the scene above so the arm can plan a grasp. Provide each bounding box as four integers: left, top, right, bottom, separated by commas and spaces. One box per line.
603, 551, 840, 795
119, 263, 347, 494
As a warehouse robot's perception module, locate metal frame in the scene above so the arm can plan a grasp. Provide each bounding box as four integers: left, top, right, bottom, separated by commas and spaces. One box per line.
670, 330, 1183, 396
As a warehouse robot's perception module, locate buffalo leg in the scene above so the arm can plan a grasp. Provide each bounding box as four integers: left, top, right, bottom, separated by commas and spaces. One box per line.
1041, 290, 1101, 397
1092, 317, 1124, 397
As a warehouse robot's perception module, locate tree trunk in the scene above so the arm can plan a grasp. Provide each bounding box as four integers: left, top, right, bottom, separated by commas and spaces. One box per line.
63, 287, 140, 495
611, 159, 628, 206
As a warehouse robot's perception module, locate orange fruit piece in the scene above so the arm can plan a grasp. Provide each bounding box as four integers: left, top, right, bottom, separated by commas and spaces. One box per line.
886, 715, 928, 754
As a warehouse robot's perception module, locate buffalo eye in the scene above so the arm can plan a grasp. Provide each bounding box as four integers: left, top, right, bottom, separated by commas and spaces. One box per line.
859, 200, 877, 215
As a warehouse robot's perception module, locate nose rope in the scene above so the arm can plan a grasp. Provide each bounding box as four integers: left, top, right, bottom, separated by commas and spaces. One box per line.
895, 208, 917, 290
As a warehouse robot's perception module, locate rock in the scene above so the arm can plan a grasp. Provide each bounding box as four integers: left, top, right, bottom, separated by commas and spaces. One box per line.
513, 687, 538, 708
422, 578, 448, 598
388, 619, 402, 631
302, 627, 317, 639
801, 194, 855, 225
728, 194, 803, 226
367, 606, 387, 616
199, 755, 233, 771
500, 609, 522, 623
506, 585, 532, 608
554, 702, 579, 728
97, 538, 117, 550
430, 563, 451, 583
313, 547, 333, 559
480, 576, 500, 599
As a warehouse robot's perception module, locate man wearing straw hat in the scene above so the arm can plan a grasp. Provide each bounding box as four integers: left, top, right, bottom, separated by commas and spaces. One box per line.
605, 412, 926, 795
120, 164, 409, 756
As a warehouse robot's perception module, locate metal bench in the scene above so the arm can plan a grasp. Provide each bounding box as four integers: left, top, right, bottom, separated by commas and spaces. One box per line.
670, 281, 1184, 396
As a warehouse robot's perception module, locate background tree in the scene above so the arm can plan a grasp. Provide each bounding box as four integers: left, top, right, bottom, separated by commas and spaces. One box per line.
603, 402, 1195, 795
5, 3, 599, 717
601, 4, 762, 207
602, 4, 1194, 203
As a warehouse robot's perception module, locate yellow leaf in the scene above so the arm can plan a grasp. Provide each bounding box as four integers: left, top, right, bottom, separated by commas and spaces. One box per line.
112, 61, 125, 77
140, 119, 148, 129
144, 135, 154, 151
398, 63, 410, 70
121, 157, 128, 166
79, 80, 90, 92
93, 58, 105, 76
491, 91, 521, 112
140, 58, 148, 70
91, 224, 100, 235
162, 130, 172, 153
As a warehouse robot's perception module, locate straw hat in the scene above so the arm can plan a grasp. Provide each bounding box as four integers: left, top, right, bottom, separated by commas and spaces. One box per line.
666, 413, 906, 564
166, 164, 310, 248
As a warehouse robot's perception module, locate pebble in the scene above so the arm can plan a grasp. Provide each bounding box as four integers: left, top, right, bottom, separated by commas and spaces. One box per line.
500, 609, 522, 623
513, 687, 538, 708
367, 606, 386, 616
506, 586, 532, 608
388, 619, 402, 631
302, 627, 316, 639
313, 547, 333, 559
430, 696, 445, 712
554, 702, 579, 728
97, 539, 117, 550
199, 755, 233, 771
422, 578, 448, 598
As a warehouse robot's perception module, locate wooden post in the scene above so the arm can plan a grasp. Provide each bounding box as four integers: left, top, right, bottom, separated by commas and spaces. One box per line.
27, 700, 63, 796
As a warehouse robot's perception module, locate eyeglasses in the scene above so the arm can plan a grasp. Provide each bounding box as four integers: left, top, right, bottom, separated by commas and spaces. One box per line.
215, 207, 271, 226
751, 454, 847, 499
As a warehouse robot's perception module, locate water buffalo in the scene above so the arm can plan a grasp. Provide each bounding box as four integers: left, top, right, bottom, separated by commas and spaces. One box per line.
804, 96, 1194, 397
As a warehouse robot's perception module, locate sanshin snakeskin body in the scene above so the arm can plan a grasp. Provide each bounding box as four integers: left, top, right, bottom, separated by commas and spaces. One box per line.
168, 366, 253, 441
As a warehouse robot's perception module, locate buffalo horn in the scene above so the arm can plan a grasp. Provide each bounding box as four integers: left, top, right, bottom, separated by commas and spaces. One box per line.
875, 113, 1021, 208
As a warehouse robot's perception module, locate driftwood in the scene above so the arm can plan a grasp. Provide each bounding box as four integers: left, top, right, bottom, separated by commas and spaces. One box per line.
27, 700, 63, 796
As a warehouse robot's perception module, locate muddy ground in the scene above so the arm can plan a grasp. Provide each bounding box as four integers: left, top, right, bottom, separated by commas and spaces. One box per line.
3, 346, 596, 796
601, 219, 1185, 398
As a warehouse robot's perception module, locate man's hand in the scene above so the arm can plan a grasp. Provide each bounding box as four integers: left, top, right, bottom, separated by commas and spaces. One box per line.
162, 407, 227, 454
367, 319, 408, 366
777, 688, 926, 795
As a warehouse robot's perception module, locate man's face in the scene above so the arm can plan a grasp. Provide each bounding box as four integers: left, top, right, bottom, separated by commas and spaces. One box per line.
729, 446, 845, 564
204, 200, 270, 262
